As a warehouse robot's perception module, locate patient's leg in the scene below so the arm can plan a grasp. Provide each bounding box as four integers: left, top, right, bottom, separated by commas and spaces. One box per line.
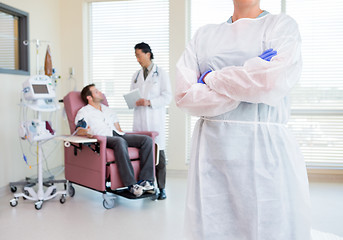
106, 136, 136, 186
122, 134, 154, 182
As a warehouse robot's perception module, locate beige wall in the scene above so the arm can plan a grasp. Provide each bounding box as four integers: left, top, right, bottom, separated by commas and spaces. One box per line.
0, 0, 65, 190
0, 0, 189, 190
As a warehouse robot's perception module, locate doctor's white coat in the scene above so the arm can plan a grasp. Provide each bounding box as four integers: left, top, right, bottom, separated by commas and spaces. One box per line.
131, 64, 172, 150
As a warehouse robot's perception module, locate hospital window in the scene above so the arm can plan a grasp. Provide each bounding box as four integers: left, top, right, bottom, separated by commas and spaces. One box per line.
0, 3, 29, 75
188, 0, 343, 167
87, 0, 170, 149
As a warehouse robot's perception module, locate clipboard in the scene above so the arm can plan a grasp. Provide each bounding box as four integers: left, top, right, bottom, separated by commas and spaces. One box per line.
123, 88, 141, 109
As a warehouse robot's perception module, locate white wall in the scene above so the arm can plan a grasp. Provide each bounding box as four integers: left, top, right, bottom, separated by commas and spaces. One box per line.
0, 0, 189, 190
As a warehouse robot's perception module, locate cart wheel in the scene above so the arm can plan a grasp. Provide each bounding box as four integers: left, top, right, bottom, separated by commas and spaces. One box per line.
103, 199, 116, 209
10, 199, 18, 207
10, 186, 17, 193
60, 194, 66, 204
68, 185, 75, 197
35, 201, 43, 210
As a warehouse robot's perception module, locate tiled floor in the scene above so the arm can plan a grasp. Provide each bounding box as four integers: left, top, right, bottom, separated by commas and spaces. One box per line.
0, 174, 342, 240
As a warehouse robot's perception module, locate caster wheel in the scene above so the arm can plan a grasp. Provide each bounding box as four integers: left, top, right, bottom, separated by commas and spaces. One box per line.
35, 201, 43, 210
10, 199, 18, 207
60, 195, 66, 204
68, 185, 75, 197
10, 186, 17, 193
103, 199, 116, 209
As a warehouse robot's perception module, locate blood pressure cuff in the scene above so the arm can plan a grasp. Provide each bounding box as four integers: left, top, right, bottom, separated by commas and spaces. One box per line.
75, 118, 87, 130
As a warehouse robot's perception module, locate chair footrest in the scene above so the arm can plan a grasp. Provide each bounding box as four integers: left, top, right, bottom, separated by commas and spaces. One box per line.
110, 188, 157, 199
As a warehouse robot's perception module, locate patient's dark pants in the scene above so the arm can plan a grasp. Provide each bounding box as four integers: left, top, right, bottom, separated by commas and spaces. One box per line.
106, 131, 154, 187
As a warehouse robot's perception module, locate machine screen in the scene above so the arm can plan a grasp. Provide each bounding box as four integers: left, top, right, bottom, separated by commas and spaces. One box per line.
32, 84, 49, 94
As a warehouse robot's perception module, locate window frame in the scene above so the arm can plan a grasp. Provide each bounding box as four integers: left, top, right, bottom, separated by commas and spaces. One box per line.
0, 3, 30, 75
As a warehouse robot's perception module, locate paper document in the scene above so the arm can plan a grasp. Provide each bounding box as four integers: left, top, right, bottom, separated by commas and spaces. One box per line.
123, 88, 141, 109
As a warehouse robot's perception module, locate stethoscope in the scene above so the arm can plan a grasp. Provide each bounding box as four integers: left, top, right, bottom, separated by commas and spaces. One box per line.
134, 65, 159, 83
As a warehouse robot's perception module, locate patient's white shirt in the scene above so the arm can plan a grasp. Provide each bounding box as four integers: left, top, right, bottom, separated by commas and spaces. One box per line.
75, 104, 124, 136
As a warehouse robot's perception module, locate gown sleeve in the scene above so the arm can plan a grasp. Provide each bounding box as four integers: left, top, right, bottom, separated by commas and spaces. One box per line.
175, 29, 240, 117
205, 15, 302, 106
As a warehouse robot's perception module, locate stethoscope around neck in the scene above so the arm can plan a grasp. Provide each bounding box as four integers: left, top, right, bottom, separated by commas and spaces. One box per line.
134, 65, 159, 83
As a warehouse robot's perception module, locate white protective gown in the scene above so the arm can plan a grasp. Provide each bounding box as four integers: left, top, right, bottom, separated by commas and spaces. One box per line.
175, 13, 312, 240
131, 64, 172, 150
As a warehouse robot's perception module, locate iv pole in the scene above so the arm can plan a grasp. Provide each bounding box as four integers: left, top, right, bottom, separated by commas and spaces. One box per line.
10, 39, 67, 210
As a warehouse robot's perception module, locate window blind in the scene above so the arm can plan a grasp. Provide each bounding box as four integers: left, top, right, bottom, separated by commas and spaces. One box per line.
287, 0, 343, 166
0, 12, 17, 69
88, 0, 170, 139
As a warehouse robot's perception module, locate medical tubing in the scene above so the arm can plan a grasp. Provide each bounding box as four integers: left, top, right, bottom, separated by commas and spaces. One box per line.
197, 70, 212, 84
41, 146, 54, 177
71, 127, 83, 136
19, 97, 36, 168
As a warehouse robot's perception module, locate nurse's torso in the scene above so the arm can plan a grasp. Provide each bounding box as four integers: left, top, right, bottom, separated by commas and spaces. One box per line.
195, 15, 289, 124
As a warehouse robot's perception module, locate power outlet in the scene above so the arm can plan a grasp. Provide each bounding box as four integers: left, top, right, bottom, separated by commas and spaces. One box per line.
69, 67, 74, 77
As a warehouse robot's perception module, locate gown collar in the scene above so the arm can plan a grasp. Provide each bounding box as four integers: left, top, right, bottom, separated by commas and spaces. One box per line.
227, 10, 269, 24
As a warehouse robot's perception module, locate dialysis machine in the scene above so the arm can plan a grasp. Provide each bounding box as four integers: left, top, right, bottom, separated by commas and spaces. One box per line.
20, 75, 57, 141
10, 75, 67, 210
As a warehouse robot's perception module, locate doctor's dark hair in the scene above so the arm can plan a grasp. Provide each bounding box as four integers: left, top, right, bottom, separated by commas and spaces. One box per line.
134, 42, 154, 60
80, 83, 95, 104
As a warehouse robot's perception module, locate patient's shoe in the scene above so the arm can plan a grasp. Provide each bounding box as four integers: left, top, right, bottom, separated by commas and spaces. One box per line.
128, 184, 143, 197
139, 180, 154, 191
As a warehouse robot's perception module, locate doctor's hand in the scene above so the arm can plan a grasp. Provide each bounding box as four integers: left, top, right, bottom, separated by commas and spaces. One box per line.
259, 48, 277, 61
136, 98, 151, 107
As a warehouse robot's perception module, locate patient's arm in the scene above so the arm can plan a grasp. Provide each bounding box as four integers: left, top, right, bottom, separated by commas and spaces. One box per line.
114, 122, 124, 133
75, 126, 93, 138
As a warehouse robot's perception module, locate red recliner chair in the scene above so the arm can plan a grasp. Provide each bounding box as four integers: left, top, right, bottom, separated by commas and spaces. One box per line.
63, 91, 158, 209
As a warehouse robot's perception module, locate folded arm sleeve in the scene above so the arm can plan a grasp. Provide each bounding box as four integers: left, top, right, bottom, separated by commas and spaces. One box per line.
175, 31, 240, 117
205, 16, 302, 106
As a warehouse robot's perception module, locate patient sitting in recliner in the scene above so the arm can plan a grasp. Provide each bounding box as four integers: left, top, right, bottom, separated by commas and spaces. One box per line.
75, 83, 155, 197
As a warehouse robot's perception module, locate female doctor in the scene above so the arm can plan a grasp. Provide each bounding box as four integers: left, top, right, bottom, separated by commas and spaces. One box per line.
175, 0, 311, 239
131, 42, 172, 200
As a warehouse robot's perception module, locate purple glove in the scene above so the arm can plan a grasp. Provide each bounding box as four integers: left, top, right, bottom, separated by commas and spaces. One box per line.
259, 48, 277, 61
198, 70, 212, 84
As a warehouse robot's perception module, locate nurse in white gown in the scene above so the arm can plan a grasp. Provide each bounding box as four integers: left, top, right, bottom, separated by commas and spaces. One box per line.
175, 1, 311, 239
